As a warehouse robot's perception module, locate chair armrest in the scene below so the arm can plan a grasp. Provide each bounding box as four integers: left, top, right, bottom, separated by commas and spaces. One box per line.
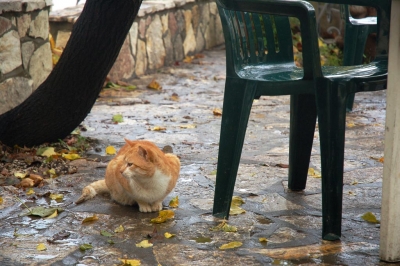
217, 0, 322, 79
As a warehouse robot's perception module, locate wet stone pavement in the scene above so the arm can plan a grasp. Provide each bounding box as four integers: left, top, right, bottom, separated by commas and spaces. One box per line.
0, 46, 392, 265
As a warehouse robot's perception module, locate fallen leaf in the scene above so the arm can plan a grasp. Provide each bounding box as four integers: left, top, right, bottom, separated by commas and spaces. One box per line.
26, 188, 35, 195
112, 114, 124, 123
49, 193, 64, 200
361, 212, 380, 224
41, 147, 58, 157
194, 53, 205, 59
230, 196, 245, 215
152, 126, 166, 131
276, 163, 289, 168
62, 153, 81, 160
308, 168, 321, 178
82, 214, 99, 223
210, 221, 237, 232
180, 124, 196, 129
29, 174, 43, 185
14, 172, 27, 179
213, 108, 222, 116
48, 168, 57, 178
150, 210, 175, 224
114, 225, 124, 233
164, 232, 175, 238
47, 230, 71, 243
0, 197, 3, 204
19, 178, 35, 187
370, 156, 384, 163
347, 122, 355, 128
79, 243, 93, 251
170, 93, 179, 101
229, 204, 246, 215
118, 259, 141, 266
259, 237, 268, 243
46, 210, 58, 219
21, 207, 63, 218
147, 79, 162, 90
100, 230, 114, 237
37, 243, 47, 251
169, 196, 179, 208
183, 56, 194, 63
219, 241, 243, 250
106, 146, 116, 155
136, 239, 153, 248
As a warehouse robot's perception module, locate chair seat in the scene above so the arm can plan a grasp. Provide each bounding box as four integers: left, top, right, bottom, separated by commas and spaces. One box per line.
236, 60, 387, 83
236, 63, 304, 82
322, 60, 387, 79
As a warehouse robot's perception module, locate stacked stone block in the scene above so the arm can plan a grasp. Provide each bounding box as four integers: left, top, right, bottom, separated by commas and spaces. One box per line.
0, 0, 53, 115
50, 0, 224, 81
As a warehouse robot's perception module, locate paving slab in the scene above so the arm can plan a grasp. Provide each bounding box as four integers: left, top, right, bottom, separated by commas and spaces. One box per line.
0, 46, 390, 265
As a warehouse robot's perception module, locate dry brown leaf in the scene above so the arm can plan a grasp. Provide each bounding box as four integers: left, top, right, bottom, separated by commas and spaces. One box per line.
276, 163, 289, 168
19, 178, 35, 188
147, 79, 162, 90
213, 108, 222, 116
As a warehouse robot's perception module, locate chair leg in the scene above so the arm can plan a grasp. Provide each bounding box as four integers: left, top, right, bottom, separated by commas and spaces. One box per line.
288, 94, 317, 191
315, 79, 348, 240
213, 79, 258, 219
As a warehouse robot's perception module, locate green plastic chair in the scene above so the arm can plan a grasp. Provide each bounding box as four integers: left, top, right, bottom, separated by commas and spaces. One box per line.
341, 5, 377, 110
212, 0, 390, 240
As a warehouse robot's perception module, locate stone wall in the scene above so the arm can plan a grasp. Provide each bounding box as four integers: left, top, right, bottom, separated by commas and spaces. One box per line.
0, 0, 53, 115
49, 0, 224, 81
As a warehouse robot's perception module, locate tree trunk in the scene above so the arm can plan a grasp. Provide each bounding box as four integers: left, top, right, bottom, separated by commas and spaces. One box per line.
0, 0, 142, 147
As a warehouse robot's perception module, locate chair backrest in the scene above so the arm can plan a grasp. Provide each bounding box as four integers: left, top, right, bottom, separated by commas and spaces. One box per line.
218, 8, 295, 77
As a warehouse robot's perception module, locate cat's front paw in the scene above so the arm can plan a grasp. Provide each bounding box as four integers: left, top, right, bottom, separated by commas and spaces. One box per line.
138, 203, 153, 212
138, 202, 163, 212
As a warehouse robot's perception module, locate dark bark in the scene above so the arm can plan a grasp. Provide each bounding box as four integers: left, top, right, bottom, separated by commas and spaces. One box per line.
0, 0, 142, 147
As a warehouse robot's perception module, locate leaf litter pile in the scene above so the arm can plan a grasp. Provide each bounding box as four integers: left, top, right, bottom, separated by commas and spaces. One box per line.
0, 128, 97, 191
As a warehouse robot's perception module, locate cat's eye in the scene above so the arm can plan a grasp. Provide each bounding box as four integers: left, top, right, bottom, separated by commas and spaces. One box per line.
127, 163, 133, 167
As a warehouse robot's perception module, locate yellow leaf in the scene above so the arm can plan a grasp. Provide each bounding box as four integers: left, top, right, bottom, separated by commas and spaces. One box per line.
183, 56, 194, 63
219, 241, 243, 250
308, 168, 321, 178
150, 210, 175, 224
231, 196, 245, 206
147, 79, 162, 90
213, 108, 222, 116
164, 232, 175, 238
135, 240, 153, 248
46, 210, 58, 219
347, 122, 355, 128
37, 243, 47, 251
114, 225, 124, 233
62, 153, 81, 160
180, 124, 196, 129
14, 172, 27, 179
361, 212, 380, 224
229, 204, 246, 215
152, 126, 166, 131
169, 196, 179, 208
49, 193, 64, 200
106, 146, 116, 155
259, 237, 268, 242
26, 188, 35, 195
230, 196, 245, 215
42, 147, 58, 157
48, 168, 57, 178
118, 259, 141, 266
82, 214, 99, 223
0, 197, 3, 204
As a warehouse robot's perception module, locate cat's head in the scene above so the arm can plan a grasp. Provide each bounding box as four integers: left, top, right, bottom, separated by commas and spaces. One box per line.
120, 140, 157, 179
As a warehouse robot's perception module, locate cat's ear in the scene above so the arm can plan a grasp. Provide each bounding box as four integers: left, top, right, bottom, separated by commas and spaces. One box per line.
124, 138, 135, 146
137, 146, 148, 160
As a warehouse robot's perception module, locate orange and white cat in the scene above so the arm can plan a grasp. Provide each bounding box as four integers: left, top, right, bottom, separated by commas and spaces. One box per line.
76, 139, 180, 212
